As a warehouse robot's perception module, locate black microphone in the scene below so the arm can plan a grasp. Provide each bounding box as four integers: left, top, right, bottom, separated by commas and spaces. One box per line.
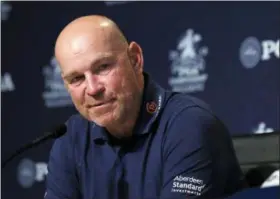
1, 124, 67, 169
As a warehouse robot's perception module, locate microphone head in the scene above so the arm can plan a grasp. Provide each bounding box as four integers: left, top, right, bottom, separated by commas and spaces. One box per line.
51, 124, 67, 139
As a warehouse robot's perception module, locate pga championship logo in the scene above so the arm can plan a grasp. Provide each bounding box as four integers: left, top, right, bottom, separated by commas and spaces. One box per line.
17, 159, 48, 188
168, 29, 209, 93
239, 37, 279, 68
42, 56, 73, 108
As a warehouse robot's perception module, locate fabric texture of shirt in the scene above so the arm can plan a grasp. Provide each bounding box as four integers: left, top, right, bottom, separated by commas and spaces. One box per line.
45, 73, 245, 199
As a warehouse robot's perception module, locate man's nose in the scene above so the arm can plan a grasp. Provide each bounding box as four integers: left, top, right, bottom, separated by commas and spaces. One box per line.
85, 73, 105, 96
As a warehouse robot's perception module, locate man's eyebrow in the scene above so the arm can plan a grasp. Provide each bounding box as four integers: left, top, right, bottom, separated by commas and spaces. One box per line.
62, 55, 115, 79
62, 71, 80, 80
91, 54, 114, 64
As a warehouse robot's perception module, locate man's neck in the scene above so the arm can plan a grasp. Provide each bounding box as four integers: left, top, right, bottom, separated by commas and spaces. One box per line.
107, 73, 145, 138
106, 100, 141, 138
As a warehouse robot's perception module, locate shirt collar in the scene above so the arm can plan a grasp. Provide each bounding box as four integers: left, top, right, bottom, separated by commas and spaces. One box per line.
133, 72, 165, 135
91, 72, 166, 141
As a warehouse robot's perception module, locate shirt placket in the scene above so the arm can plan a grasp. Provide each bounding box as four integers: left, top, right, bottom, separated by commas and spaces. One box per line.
114, 148, 126, 199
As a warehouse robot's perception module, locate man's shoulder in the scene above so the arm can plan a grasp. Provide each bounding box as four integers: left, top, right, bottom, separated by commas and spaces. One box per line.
160, 91, 229, 134
59, 113, 90, 140
163, 91, 214, 118
66, 113, 89, 127
161, 92, 232, 147
51, 113, 90, 154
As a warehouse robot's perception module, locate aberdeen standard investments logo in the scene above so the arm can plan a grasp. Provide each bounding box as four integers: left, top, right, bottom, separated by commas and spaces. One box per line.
239, 37, 279, 68
42, 56, 73, 108
171, 175, 206, 196
168, 29, 209, 93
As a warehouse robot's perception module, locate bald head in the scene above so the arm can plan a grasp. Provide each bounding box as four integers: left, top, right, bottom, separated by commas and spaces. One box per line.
55, 15, 128, 63
53, 15, 145, 135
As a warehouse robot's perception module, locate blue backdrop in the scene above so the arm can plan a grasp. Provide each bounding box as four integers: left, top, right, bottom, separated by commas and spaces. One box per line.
1, 1, 279, 198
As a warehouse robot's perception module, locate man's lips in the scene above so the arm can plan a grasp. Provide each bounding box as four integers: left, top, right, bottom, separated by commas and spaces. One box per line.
87, 99, 115, 108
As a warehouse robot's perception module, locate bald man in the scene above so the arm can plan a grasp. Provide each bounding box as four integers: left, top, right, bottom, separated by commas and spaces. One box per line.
45, 15, 246, 199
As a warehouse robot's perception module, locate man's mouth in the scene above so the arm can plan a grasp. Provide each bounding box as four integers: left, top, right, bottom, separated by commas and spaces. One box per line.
87, 99, 115, 108
93, 102, 107, 107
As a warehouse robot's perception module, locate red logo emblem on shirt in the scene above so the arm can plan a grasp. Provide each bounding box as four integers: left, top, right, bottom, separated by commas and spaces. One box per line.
146, 101, 157, 114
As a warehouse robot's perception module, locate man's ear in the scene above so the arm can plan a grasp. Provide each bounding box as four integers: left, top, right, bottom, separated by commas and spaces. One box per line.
128, 41, 144, 74
60, 72, 69, 90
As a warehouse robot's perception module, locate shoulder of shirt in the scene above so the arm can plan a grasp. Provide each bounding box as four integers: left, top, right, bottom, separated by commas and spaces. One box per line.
59, 113, 90, 141
159, 91, 227, 134
65, 113, 89, 127
161, 91, 230, 144
163, 91, 215, 118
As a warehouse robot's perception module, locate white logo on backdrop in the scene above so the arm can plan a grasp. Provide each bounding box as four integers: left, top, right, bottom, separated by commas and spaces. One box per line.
1, 72, 15, 92
168, 29, 209, 93
1, 2, 12, 21
17, 158, 48, 188
42, 56, 73, 108
240, 37, 279, 68
253, 122, 274, 134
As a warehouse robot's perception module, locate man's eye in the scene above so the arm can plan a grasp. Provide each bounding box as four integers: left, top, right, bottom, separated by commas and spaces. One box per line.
99, 64, 110, 70
70, 76, 84, 84
96, 63, 112, 75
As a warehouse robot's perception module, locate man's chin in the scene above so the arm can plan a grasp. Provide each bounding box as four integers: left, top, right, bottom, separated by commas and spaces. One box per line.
89, 115, 114, 127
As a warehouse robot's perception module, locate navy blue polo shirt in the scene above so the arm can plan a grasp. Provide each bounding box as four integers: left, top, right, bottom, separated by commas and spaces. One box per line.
45, 73, 245, 199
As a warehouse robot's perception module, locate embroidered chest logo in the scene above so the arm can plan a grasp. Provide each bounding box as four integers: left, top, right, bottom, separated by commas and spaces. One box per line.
146, 101, 157, 114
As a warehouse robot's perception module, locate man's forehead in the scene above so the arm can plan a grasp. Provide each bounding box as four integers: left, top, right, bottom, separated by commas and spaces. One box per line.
60, 51, 118, 77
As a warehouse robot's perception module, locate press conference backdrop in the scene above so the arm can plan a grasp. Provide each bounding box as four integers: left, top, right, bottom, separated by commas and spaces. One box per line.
1, 1, 279, 198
